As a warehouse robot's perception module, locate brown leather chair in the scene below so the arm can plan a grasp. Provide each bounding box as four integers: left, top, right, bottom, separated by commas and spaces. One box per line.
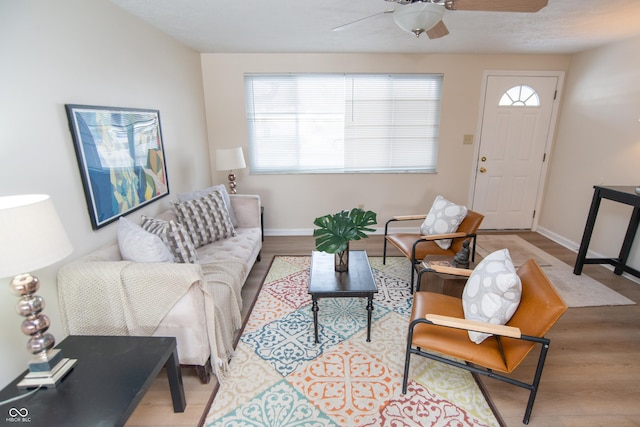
383, 209, 484, 292
402, 259, 567, 425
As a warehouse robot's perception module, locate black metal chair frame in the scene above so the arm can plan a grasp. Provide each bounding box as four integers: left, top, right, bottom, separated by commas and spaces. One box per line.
402, 317, 551, 425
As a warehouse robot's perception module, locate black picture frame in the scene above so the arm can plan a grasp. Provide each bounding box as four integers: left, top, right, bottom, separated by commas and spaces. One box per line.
65, 104, 170, 229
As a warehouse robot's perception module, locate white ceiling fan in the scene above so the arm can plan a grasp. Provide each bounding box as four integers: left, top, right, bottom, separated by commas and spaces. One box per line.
333, 0, 549, 39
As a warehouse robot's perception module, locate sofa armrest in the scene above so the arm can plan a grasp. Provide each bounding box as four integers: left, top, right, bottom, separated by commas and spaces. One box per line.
58, 260, 205, 336
230, 194, 261, 228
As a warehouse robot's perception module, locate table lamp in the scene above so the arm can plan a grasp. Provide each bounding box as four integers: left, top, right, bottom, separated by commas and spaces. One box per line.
0, 194, 76, 388
216, 147, 246, 194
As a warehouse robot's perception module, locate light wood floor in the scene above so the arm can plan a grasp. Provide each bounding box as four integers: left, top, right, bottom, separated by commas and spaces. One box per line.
125, 233, 640, 427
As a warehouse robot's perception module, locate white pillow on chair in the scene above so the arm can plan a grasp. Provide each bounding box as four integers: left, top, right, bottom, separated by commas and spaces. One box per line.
420, 195, 468, 250
462, 249, 522, 344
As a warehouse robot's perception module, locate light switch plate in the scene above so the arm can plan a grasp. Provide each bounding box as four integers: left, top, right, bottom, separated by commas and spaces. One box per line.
463, 134, 474, 145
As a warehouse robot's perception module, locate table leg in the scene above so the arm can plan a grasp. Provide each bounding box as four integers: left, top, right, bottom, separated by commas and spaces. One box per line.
166, 346, 186, 413
366, 295, 374, 342
615, 206, 640, 275
311, 296, 319, 343
574, 188, 602, 275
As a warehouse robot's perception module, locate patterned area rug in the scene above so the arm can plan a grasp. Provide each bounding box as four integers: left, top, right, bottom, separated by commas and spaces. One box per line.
204, 256, 500, 427
476, 235, 634, 307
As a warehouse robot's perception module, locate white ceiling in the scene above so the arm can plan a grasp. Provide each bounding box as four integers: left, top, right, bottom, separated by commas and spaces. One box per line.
110, 0, 640, 55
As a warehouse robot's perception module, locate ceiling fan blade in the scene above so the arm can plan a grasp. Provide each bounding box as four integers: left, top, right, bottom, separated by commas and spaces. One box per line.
446, 0, 548, 13
332, 10, 394, 32
426, 20, 449, 39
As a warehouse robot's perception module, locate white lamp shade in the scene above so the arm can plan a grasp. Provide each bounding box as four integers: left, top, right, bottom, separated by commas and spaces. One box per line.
0, 194, 73, 278
393, 2, 445, 36
216, 147, 246, 171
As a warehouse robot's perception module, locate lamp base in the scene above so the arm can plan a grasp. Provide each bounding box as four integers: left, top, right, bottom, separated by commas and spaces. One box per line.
17, 357, 77, 389
228, 171, 237, 194
28, 348, 63, 372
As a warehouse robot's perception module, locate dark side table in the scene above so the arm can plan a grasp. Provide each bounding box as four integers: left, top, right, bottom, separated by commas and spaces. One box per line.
417, 255, 474, 297
0, 335, 186, 427
573, 185, 640, 279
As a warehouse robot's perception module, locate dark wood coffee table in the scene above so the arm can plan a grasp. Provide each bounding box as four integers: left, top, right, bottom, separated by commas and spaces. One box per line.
308, 250, 378, 343
0, 335, 185, 427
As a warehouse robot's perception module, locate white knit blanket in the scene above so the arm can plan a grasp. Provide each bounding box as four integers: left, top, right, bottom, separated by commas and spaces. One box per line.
58, 259, 245, 381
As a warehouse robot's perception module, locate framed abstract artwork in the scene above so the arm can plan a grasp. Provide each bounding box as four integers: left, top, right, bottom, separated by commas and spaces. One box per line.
65, 104, 170, 229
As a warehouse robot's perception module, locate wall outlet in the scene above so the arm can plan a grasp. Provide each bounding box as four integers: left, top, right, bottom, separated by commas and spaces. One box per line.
358, 204, 364, 210
463, 134, 474, 145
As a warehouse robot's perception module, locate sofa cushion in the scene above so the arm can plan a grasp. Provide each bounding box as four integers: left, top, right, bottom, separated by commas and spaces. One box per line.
462, 249, 522, 344
117, 217, 174, 263
420, 195, 468, 250
172, 191, 236, 248
178, 184, 238, 227
141, 215, 198, 263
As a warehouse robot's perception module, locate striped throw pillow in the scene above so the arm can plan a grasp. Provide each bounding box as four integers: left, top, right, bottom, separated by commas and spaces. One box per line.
141, 215, 199, 264
172, 190, 236, 248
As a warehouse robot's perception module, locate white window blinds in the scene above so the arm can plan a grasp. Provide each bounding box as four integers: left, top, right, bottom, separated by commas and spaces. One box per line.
244, 73, 443, 174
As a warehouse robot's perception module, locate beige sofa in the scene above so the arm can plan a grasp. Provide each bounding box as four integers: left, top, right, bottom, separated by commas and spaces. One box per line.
57, 193, 262, 383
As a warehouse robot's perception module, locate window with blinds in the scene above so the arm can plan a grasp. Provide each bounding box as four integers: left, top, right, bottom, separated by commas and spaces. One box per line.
244, 73, 443, 174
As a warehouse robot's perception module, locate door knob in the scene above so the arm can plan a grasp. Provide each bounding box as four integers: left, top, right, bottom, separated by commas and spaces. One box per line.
481, 156, 487, 162
479, 167, 486, 173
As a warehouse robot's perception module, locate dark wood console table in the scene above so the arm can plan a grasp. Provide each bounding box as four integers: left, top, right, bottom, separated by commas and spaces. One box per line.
573, 185, 640, 279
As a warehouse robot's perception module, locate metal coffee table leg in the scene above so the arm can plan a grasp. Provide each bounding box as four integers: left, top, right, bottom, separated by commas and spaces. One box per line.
312, 296, 319, 343
366, 294, 374, 342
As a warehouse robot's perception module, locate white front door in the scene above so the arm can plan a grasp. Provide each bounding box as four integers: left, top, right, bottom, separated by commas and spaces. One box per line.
472, 73, 561, 229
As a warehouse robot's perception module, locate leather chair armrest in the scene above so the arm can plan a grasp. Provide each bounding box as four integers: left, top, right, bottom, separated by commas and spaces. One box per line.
425, 314, 522, 339
384, 214, 427, 237
422, 264, 473, 277
392, 214, 427, 221
419, 231, 468, 241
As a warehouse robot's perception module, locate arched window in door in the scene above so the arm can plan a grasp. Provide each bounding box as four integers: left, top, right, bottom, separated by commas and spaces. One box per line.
499, 85, 540, 107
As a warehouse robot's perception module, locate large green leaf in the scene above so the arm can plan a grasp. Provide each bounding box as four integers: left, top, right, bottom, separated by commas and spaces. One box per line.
313, 208, 377, 254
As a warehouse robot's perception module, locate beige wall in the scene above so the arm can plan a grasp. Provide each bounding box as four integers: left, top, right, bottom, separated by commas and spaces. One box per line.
2, 0, 637, 392
539, 35, 640, 273
0, 0, 210, 387
202, 53, 570, 232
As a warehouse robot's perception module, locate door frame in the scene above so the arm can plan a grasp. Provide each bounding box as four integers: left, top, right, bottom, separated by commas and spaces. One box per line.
467, 70, 565, 231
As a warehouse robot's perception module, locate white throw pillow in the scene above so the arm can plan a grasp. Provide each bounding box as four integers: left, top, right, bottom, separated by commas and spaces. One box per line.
420, 195, 468, 250
177, 184, 238, 227
117, 217, 174, 263
462, 249, 522, 344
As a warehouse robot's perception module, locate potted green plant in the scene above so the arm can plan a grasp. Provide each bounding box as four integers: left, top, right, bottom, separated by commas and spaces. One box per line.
313, 208, 377, 272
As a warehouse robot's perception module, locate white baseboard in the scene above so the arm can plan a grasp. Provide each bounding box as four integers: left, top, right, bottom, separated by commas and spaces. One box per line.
536, 226, 640, 285
535, 226, 580, 252
264, 228, 312, 236
264, 226, 416, 237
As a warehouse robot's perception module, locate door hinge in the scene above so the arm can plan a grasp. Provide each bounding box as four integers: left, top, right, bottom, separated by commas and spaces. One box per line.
554, 90, 557, 100
543, 153, 546, 162
533, 210, 536, 219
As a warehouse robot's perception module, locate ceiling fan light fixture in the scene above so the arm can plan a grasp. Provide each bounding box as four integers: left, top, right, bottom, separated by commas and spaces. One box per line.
393, 2, 445, 38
